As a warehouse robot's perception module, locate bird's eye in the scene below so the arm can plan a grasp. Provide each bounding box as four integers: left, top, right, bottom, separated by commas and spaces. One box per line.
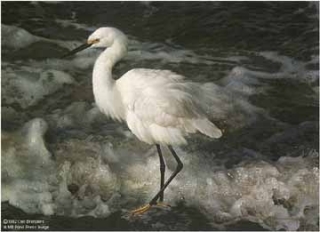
88, 38, 100, 45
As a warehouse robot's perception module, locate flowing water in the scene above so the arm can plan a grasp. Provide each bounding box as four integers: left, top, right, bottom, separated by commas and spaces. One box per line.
1, 1, 319, 231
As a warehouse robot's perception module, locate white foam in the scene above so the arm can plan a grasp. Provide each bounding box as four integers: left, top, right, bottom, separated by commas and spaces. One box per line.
2, 118, 56, 215
1, 24, 40, 50
2, 63, 74, 109
55, 19, 95, 32
126, 39, 240, 67
2, 118, 318, 230
167, 150, 318, 231
259, 51, 319, 84
3, 25, 317, 89
195, 81, 264, 129
1, 24, 85, 51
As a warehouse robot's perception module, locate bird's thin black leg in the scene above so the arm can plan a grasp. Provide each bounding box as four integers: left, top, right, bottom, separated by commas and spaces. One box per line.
156, 144, 166, 202
149, 145, 183, 205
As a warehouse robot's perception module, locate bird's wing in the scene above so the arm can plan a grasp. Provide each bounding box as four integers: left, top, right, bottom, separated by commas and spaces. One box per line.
118, 68, 222, 141
118, 69, 202, 126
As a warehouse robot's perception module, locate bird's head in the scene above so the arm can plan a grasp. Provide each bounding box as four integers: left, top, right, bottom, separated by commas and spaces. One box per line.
62, 27, 128, 58
88, 27, 128, 48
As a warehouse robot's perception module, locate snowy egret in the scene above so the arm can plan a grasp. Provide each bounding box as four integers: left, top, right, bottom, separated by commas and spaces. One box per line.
62, 27, 222, 215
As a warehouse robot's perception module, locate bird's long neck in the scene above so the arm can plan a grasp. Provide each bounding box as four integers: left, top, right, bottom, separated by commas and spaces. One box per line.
93, 41, 127, 83
92, 41, 127, 121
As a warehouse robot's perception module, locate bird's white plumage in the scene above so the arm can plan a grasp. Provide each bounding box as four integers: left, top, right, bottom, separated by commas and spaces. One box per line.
88, 27, 222, 145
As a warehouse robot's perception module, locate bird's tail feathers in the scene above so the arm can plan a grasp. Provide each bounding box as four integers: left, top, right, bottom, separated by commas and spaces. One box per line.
193, 118, 222, 139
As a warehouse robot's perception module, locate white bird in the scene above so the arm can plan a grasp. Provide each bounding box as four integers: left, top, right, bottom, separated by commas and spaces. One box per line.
63, 27, 222, 215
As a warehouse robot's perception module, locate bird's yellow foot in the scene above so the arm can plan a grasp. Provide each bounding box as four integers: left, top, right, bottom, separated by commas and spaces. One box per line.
155, 201, 171, 208
130, 204, 152, 216
130, 202, 171, 217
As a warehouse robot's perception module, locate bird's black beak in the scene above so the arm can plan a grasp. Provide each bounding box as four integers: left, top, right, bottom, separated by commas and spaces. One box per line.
61, 42, 93, 59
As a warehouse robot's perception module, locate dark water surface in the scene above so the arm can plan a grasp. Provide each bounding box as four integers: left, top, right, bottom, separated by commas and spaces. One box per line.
1, 1, 319, 231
